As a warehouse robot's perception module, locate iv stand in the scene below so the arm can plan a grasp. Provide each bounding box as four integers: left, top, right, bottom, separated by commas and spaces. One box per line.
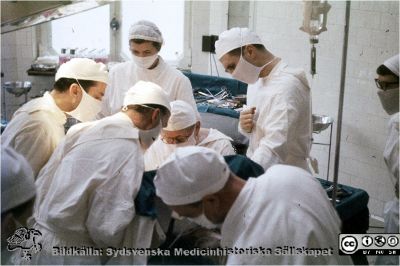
331, 0, 351, 207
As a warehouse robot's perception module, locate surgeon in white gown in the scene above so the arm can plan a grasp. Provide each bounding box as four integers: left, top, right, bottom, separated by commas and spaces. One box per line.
215, 28, 312, 171
154, 147, 352, 265
28, 81, 171, 265
144, 100, 235, 171
1, 58, 108, 178
374, 54, 399, 266
98, 20, 198, 119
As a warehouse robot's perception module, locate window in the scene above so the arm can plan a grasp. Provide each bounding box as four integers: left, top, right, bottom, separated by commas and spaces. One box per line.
51, 5, 110, 57
121, 0, 184, 65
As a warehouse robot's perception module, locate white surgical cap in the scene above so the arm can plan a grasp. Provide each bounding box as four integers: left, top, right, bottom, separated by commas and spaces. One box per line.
55, 58, 108, 84
1, 146, 35, 214
163, 100, 197, 131
154, 146, 230, 206
129, 20, 164, 44
384, 54, 399, 76
215, 27, 263, 60
123, 81, 171, 113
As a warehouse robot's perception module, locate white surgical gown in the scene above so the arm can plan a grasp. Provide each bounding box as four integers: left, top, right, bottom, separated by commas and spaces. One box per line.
383, 112, 399, 195
240, 61, 312, 171
221, 165, 352, 265
30, 113, 155, 265
98, 57, 197, 117
383, 113, 399, 233
144, 128, 235, 171
1, 92, 66, 178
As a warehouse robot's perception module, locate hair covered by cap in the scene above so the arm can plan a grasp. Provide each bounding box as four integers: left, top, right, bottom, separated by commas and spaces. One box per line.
163, 100, 197, 131
129, 20, 164, 44
154, 146, 230, 206
123, 81, 171, 113
55, 58, 108, 84
383, 54, 399, 77
215, 27, 263, 60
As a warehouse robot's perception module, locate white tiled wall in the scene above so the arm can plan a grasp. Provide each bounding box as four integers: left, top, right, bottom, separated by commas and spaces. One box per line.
189, 0, 399, 217
1, 27, 54, 121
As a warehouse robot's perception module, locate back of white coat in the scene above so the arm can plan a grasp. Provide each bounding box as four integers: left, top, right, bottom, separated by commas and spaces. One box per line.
30, 113, 155, 265
221, 165, 352, 265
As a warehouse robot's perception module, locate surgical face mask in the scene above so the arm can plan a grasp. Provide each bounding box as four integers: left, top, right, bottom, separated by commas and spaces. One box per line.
66, 83, 102, 122
132, 54, 158, 69
377, 87, 399, 115
232, 48, 276, 84
188, 213, 220, 230
139, 120, 162, 150
175, 132, 197, 147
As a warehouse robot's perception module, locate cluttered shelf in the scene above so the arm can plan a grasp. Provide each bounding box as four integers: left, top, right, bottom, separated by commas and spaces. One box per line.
26, 69, 56, 76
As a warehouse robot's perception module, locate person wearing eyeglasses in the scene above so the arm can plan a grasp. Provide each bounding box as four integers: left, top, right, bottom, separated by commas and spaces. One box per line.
144, 100, 235, 171
375, 55, 399, 266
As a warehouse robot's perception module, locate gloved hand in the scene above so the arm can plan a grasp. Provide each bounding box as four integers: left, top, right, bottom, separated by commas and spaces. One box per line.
239, 107, 256, 133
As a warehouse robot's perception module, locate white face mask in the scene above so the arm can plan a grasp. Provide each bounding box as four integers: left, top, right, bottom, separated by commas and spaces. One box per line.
66, 83, 102, 122
176, 132, 197, 147
188, 213, 220, 230
132, 54, 159, 69
232, 47, 276, 84
377, 88, 399, 115
139, 120, 162, 150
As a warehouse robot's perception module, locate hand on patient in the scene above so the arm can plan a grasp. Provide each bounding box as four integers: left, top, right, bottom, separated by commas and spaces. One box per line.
239, 107, 256, 133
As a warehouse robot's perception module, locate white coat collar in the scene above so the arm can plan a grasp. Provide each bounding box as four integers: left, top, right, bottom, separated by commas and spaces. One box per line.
197, 128, 232, 146
262, 59, 287, 81
14, 92, 66, 124
68, 112, 139, 148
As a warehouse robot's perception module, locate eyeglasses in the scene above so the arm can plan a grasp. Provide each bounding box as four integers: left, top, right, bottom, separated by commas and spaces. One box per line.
374, 78, 399, 91
161, 129, 194, 144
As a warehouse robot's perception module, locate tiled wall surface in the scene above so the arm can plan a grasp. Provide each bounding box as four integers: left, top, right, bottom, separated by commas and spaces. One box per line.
1, 1, 398, 217
1, 27, 54, 121
190, 0, 399, 218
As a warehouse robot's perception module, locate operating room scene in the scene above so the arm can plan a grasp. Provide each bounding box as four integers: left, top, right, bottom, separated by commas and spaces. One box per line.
0, 0, 399, 265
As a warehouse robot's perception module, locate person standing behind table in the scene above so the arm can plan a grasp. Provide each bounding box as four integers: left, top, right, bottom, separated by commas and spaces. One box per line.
1, 58, 108, 178
30, 81, 171, 265
144, 100, 235, 171
154, 146, 352, 265
374, 54, 399, 266
99, 20, 198, 120
215, 28, 312, 172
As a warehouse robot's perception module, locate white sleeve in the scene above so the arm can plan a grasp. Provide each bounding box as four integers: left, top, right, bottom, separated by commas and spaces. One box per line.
250, 95, 298, 170
216, 139, 236, 156
85, 156, 142, 248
